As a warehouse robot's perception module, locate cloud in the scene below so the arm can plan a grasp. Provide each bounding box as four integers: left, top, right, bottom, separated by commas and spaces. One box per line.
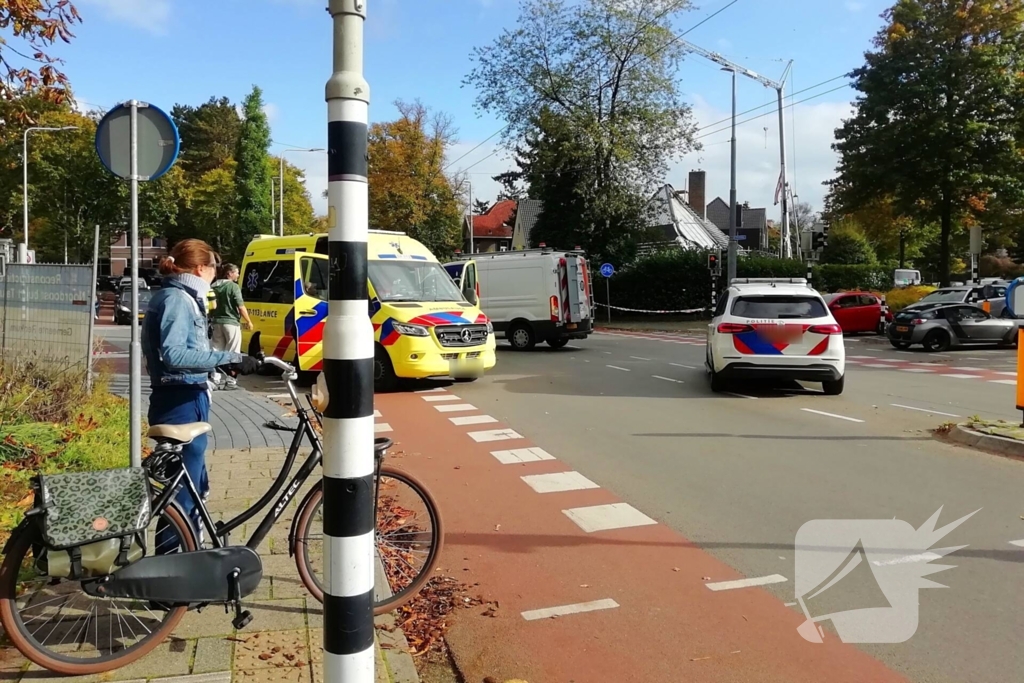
845, 1, 865, 11
78, 0, 171, 34
262, 103, 280, 124
675, 97, 854, 216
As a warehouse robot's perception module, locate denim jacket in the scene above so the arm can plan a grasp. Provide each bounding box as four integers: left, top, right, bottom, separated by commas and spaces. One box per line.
142, 276, 243, 387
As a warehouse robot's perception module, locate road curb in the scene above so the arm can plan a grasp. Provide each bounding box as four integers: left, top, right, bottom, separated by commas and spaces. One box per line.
946, 424, 1024, 460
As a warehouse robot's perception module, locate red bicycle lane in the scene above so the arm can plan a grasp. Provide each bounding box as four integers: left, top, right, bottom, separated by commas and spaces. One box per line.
374, 388, 907, 683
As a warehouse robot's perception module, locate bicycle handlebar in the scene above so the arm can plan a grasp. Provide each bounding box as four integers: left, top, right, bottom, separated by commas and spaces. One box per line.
261, 356, 293, 373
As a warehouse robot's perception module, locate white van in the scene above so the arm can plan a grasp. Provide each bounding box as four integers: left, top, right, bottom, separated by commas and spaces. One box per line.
894, 269, 922, 287
445, 250, 594, 350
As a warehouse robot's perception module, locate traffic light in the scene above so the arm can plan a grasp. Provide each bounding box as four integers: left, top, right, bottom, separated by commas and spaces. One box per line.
812, 232, 826, 251
708, 252, 719, 271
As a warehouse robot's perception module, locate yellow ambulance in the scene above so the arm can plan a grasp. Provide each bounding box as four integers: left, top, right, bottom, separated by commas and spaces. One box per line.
239, 231, 496, 390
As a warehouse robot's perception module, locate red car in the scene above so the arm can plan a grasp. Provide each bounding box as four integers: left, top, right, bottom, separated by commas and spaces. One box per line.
823, 292, 885, 334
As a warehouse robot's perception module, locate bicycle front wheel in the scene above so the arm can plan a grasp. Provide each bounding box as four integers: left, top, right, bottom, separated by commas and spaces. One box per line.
0, 503, 197, 675
294, 467, 443, 614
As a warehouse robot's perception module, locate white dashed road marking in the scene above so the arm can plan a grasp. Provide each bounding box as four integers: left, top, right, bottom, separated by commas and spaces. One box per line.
725, 392, 758, 400
990, 380, 1017, 385
900, 368, 933, 373
490, 447, 556, 464
1009, 540, 1024, 548
630, 356, 652, 361
422, 394, 460, 402
801, 409, 865, 423
434, 403, 478, 413
652, 375, 683, 384
705, 574, 788, 592
996, 372, 1018, 377
951, 366, 985, 372
607, 365, 631, 372
373, 409, 382, 417
450, 415, 498, 426
891, 404, 961, 418
521, 599, 619, 621
521, 471, 600, 493
374, 423, 393, 433
563, 503, 658, 533
871, 552, 941, 567
670, 363, 697, 369
862, 364, 893, 369
945, 374, 983, 380
468, 429, 524, 443
415, 387, 446, 393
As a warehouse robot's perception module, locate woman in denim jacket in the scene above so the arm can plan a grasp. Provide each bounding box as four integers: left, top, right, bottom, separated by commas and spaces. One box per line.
142, 239, 260, 533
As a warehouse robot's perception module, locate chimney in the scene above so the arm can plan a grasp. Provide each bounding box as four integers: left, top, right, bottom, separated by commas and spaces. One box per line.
687, 170, 706, 219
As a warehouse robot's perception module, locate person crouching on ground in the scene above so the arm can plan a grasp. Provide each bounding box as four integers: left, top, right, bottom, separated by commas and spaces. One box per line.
210, 263, 254, 389
142, 239, 259, 539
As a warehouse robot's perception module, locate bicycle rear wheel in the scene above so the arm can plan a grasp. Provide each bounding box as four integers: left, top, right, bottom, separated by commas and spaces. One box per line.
294, 467, 443, 614
0, 503, 197, 675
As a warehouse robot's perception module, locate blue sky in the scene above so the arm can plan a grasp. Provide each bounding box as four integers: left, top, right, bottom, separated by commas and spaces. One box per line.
58, 0, 893, 218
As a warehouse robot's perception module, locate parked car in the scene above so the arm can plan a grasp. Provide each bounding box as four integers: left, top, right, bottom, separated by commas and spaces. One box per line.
887, 302, 1019, 352
114, 288, 156, 325
706, 278, 845, 395
901, 283, 1008, 317
823, 292, 883, 335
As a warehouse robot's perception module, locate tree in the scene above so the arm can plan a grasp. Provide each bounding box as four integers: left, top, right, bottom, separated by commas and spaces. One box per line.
0, 1, 81, 119
171, 97, 241, 176
472, 199, 490, 215
829, 0, 1024, 285
492, 171, 525, 201
791, 202, 817, 232
367, 100, 463, 258
821, 219, 877, 265
464, 0, 697, 259
233, 86, 273, 258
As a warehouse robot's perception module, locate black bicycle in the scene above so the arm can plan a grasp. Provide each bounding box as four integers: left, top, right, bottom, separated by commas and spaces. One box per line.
0, 355, 442, 675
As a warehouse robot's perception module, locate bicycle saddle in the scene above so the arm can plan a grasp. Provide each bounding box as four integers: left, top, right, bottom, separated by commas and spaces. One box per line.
148, 422, 212, 444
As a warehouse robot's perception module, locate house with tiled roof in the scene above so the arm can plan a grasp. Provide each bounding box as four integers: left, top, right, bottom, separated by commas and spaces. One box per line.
511, 199, 543, 250
646, 182, 729, 251
706, 197, 768, 252
463, 200, 515, 253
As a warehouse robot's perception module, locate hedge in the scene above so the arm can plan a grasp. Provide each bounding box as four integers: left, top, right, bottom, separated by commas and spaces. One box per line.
592, 250, 895, 314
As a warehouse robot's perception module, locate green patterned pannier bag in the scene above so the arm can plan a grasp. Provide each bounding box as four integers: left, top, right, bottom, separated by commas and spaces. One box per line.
33, 468, 152, 550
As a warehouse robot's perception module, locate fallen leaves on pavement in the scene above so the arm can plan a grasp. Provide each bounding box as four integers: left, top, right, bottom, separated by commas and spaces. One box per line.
394, 575, 496, 657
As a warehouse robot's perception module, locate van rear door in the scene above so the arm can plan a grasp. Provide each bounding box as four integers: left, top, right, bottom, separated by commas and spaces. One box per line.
443, 260, 479, 305
565, 256, 590, 322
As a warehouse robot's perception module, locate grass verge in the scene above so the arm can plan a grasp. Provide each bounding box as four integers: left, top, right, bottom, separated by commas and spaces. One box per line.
0, 359, 130, 543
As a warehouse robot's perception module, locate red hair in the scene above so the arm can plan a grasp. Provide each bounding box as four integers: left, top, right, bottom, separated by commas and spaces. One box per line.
158, 239, 220, 276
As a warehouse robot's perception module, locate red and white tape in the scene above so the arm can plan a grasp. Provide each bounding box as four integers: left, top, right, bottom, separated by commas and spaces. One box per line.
594, 303, 708, 314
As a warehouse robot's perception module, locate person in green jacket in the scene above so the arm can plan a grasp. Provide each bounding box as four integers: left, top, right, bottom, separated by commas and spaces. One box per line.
210, 263, 254, 388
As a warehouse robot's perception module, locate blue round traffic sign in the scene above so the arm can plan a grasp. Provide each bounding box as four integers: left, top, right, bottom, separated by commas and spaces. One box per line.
95, 101, 180, 181
600, 263, 615, 278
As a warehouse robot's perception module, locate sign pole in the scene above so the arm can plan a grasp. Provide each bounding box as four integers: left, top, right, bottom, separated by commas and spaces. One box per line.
1017, 329, 1024, 427
323, 0, 375, 681
129, 100, 142, 468
86, 224, 100, 394
605, 278, 611, 323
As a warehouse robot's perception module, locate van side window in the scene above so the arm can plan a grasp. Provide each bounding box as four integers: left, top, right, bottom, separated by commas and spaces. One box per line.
241, 261, 294, 304
300, 257, 328, 302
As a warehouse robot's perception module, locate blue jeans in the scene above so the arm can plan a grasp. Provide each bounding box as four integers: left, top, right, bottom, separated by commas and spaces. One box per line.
150, 386, 210, 549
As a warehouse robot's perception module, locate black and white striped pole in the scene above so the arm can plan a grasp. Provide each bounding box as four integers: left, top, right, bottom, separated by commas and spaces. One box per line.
322, 0, 375, 680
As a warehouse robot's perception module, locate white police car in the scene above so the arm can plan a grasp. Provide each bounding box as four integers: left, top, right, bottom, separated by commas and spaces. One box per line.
706, 278, 845, 395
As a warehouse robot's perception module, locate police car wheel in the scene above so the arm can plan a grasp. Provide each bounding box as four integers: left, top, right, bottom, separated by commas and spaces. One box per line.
822, 375, 845, 396
708, 368, 725, 393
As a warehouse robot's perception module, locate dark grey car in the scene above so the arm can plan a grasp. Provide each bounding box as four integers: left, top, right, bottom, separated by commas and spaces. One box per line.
903, 283, 1009, 317
887, 303, 1019, 352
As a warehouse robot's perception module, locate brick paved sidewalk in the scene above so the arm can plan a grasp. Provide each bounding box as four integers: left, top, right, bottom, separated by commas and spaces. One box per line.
0, 448, 419, 683
108, 375, 299, 451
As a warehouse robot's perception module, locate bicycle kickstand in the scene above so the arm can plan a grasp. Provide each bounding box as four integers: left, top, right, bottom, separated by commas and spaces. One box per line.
226, 568, 253, 629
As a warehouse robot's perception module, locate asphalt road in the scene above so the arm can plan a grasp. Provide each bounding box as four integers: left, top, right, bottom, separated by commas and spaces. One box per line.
450, 330, 1024, 683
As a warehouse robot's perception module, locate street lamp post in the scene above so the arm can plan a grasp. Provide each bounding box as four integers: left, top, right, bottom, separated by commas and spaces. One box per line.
724, 68, 738, 284
23, 126, 78, 252
279, 148, 324, 236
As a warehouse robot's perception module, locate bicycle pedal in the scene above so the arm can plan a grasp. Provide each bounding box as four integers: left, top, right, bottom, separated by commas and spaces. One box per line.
233, 610, 253, 629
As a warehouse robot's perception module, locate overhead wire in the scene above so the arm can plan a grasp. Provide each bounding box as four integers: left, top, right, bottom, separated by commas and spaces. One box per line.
448, 0, 742, 175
